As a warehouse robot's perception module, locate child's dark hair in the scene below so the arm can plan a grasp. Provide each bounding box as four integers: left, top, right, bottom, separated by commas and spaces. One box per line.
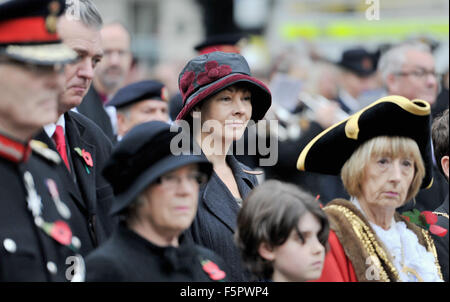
235, 180, 329, 280
432, 109, 449, 178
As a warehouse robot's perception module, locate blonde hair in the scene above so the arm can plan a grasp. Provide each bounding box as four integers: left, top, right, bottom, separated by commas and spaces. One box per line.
341, 136, 425, 204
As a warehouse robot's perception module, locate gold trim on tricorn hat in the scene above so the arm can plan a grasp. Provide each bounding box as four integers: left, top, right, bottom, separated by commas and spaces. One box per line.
296, 95, 433, 189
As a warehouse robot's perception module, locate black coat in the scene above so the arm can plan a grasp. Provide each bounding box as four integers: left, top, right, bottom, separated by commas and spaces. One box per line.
184, 154, 257, 281
85, 223, 229, 282
77, 85, 115, 142
0, 145, 83, 281
433, 195, 449, 282
35, 111, 118, 248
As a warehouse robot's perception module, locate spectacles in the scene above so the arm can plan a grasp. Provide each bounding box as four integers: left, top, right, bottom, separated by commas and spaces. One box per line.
155, 171, 208, 188
394, 69, 440, 79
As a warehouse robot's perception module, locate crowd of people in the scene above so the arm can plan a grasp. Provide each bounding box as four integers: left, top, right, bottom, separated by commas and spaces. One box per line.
0, 0, 448, 283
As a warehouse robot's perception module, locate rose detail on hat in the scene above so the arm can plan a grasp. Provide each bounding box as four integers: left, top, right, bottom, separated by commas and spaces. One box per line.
179, 71, 196, 100
197, 61, 232, 86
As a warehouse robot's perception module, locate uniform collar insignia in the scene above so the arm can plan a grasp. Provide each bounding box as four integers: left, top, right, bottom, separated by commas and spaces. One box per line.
0, 133, 31, 163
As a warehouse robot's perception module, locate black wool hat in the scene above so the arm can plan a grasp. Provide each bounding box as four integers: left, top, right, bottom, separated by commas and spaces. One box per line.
107, 80, 169, 109
297, 95, 434, 189
0, 0, 77, 65
103, 121, 213, 215
337, 47, 376, 77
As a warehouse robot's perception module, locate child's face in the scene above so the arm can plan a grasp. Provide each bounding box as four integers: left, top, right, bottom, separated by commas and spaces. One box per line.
270, 212, 326, 282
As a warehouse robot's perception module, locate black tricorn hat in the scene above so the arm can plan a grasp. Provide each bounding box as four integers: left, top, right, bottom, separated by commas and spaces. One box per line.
297, 95, 433, 189
103, 121, 213, 215
0, 0, 77, 65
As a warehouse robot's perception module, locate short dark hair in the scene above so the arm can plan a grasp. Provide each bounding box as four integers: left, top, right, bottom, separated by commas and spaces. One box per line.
235, 180, 329, 281
432, 109, 449, 178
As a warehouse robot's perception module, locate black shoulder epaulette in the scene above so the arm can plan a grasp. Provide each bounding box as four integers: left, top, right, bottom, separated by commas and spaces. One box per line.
30, 140, 61, 165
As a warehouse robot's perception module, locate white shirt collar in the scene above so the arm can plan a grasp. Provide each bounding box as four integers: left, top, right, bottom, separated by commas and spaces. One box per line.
44, 114, 66, 138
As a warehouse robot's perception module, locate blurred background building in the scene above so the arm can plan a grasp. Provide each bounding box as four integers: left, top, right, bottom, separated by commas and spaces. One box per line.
94, 0, 449, 83
86, 0, 449, 205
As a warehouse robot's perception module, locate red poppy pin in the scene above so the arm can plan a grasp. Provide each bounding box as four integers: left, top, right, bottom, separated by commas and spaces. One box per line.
201, 259, 226, 281
42, 220, 73, 246
74, 147, 93, 174
402, 209, 448, 237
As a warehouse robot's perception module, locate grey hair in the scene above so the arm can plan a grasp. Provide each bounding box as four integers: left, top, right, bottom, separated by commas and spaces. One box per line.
377, 42, 432, 84
65, 0, 103, 30
123, 193, 147, 224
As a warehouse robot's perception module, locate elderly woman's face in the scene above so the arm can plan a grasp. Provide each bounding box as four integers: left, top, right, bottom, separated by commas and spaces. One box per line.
360, 154, 415, 209
199, 85, 252, 142
139, 164, 201, 235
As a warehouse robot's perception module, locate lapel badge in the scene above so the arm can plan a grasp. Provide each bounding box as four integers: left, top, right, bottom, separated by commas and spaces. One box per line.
200, 258, 226, 281
74, 147, 93, 174
41, 220, 73, 246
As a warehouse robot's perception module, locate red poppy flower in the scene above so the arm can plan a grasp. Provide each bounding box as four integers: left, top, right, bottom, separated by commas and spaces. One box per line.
81, 149, 93, 167
202, 260, 226, 281
429, 224, 448, 237
209, 269, 226, 281
202, 260, 220, 274
50, 220, 72, 246
421, 211, 438, 225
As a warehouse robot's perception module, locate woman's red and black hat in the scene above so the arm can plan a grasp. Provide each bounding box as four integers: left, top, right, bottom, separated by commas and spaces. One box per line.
176, 51, 271, 122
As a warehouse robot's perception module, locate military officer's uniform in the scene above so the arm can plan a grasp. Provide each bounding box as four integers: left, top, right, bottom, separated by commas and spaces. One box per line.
0, 0, 85, 281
